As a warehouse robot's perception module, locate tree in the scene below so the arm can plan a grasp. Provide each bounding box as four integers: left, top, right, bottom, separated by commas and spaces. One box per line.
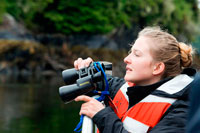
0, 0, 7, 22
1, 0, 200, 42
122, 0, 200, 41
33, 0, 130, 34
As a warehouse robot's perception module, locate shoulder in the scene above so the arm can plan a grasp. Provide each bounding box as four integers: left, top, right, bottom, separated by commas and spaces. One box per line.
150, 99, 188, 132
150, 70, 199, 133
152, 74, 194, 99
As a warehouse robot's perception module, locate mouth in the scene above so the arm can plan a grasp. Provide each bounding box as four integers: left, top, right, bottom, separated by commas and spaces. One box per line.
126, 66, 132, 72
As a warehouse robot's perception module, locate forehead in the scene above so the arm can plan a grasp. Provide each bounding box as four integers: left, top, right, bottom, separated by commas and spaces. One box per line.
131, 36, 153, 52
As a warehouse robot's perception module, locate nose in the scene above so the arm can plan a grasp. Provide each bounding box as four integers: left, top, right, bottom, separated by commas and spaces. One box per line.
124, 54, 130, 64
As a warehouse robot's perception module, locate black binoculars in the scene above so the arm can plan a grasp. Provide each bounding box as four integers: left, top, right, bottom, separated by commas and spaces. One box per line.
59, 62, 112, 103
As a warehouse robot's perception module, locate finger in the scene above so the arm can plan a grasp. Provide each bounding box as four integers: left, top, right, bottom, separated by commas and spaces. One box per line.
80, 57, 93, 69
75, 95, 92, 102
79, 103, 92, 116
77, 58, 83, 65
77, 58, 85, 69
79, 109, 89, 116
80, 102, 90, 110
85, 57, 93, 66
74, 58, 83, 70
74, 60, 78, 70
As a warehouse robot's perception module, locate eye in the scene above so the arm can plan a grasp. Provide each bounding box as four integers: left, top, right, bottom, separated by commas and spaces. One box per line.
134, 53, 139, 57
133, 51, 140, 57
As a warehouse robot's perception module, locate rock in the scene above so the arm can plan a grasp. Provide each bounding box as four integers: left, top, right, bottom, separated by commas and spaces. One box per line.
0, 14, 123, 50
0, 13, 35, 40
68, 34, 119, 50
35, 34, 67, 46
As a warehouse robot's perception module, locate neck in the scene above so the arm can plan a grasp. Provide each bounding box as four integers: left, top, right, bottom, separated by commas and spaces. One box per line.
134, 76, 163, 86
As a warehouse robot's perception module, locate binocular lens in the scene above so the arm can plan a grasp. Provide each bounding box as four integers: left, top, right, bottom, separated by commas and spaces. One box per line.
59, 81, 95, 103
62, 68, 79, 85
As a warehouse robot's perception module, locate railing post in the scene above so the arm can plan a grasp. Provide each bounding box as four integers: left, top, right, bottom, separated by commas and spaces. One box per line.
82, 116, 93, 133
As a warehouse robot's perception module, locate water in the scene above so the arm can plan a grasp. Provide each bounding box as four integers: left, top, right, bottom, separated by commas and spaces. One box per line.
0, 75, 82, 133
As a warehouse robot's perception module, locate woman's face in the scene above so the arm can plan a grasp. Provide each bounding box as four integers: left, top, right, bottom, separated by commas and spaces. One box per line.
124, 36, 157, 85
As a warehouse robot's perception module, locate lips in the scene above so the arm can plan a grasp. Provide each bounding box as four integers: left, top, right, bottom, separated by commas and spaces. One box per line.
126, 66, 132, 72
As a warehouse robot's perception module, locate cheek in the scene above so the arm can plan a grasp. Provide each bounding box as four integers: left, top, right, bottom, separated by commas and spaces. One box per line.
133, 61, 154, 78
134, 60, 152, 70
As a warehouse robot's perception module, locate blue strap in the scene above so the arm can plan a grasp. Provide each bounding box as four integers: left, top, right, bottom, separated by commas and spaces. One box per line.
93, 62, 110, 102
93, 90, 110, 95
74, 115, 84, 132
93, 62, 109, 92
74, 62, 110, 132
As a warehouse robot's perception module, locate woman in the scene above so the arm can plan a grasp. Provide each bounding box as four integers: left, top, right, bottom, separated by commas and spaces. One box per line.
74, 27, 196, 132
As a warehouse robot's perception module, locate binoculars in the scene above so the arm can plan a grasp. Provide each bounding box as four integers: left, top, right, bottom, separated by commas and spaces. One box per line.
59, 62, 112, 103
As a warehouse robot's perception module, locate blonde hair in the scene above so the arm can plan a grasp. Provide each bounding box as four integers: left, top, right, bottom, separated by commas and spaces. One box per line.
138, 26, 193, 78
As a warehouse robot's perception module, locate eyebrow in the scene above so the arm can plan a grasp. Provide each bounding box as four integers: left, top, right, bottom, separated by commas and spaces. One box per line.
132, 48, 140, 52
128, 48, 135, 55
132, 48, 143, 55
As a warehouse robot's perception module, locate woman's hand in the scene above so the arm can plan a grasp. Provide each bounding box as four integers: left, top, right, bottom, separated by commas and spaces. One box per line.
74, 57, 103, 118
74, 57, 93, 70
75, 95, 105, 118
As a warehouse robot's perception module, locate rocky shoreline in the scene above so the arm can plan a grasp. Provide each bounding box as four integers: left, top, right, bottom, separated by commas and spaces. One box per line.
0, 14, 199, 83
0, 14, 130, 82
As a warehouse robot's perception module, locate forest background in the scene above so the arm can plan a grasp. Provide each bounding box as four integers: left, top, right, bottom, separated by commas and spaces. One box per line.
0, 0, 200, 79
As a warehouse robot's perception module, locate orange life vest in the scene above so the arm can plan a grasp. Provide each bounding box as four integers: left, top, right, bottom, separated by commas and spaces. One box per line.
96, 74, 193, 133
110, 74, 193, 132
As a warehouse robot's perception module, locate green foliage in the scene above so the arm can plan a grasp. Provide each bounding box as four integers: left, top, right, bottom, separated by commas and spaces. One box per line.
164, 0, 198, 40
3, 0, 53, 29
123, 0, 200, 41
0, 0, 7, 22
0, 0, 200, 41
38, 0, 130, 34
192, 36, 200, 52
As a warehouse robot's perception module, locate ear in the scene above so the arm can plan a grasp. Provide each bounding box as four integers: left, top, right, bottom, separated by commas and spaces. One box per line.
152, 62, 165, 76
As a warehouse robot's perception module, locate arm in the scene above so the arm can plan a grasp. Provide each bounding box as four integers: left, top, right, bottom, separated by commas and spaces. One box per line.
92, 107, 130, 133
75, 95, 130, 133
74, 58, 128, 132
99, 75, 125, 99
74, 76, 127, 132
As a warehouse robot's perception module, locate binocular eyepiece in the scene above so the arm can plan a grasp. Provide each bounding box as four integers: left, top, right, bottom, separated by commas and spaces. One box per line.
59, 62, 112, 103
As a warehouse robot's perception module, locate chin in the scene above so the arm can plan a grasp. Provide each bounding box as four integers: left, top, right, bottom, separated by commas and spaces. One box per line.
124, 75, 133, 82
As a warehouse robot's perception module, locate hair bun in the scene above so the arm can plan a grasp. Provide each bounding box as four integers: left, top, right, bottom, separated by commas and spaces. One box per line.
179, 42, 193, 67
